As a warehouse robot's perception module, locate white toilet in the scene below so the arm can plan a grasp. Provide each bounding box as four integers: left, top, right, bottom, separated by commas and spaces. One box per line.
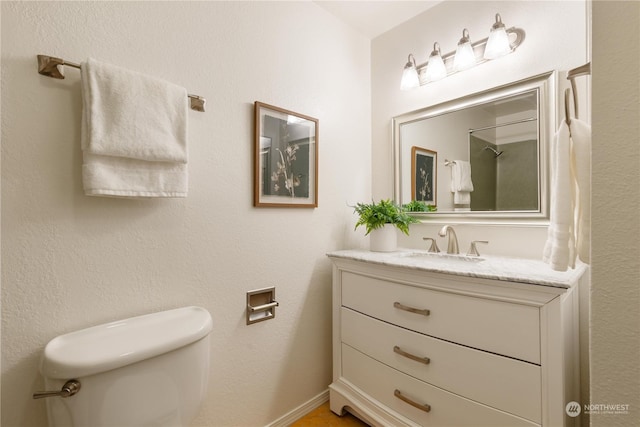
35, 306, 213, 427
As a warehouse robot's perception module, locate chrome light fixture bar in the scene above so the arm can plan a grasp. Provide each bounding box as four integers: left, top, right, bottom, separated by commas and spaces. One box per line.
401, 13, 525, 90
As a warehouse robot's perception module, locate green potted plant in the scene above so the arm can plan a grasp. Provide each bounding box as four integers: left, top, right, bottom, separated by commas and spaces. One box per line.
402, 200, 437, 213
354, 199, 419, 252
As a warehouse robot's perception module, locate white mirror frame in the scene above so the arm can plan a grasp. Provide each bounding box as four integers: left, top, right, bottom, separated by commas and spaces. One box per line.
392, 71, 556, 225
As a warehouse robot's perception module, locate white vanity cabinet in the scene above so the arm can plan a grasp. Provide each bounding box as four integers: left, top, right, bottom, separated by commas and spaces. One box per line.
328, 250, 586, 427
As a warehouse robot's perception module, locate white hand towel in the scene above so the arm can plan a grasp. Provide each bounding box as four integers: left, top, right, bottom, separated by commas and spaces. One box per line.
569, 119, 591, 264
80, 58, 188, 197
453, 191, 471, 205
450, 161, 474, 192
543, 120, 575, 271
450, 160, 473, 205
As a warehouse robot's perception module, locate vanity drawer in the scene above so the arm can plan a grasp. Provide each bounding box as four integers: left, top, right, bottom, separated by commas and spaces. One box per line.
341, 307, 541, 423
341, 271, 541, 364
342, 344, 539, 427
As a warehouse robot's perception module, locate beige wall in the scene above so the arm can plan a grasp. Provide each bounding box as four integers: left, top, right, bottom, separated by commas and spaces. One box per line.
3, 1, 639, 426
591, 1, 640, 424
1, 2, 371, 426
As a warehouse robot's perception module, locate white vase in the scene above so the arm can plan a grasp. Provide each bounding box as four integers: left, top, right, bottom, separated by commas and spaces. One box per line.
369, 225, 398, 252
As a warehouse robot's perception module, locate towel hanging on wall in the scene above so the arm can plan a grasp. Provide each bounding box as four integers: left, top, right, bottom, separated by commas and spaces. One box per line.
543, 120, 575, 271
80, 58, 189, 197
544, 63, 592, 270
543, 118, 591, 271
569, 118, 591, 264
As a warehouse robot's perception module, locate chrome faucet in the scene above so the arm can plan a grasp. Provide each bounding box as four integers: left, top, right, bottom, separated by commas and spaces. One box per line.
438, 225, 459, 254
422, 237, 440, 253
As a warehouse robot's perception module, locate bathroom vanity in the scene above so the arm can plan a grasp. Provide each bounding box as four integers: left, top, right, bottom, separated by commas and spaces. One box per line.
328, 249, 587, 427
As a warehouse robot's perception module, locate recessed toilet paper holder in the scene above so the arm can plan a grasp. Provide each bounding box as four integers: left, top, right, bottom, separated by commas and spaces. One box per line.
246, 287, 279, 325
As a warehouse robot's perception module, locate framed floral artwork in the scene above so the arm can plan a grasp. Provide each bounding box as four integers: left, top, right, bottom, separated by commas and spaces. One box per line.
254, 102, 318, 207
411, 146, 437, 204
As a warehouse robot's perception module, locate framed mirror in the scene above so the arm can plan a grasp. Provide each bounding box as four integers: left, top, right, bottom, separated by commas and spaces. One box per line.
393, 72, 555, 221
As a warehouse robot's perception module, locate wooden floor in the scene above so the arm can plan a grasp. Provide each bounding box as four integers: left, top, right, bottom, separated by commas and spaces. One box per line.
291, 402, 370, 426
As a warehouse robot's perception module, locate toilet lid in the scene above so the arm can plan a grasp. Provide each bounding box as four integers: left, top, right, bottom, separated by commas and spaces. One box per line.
40, 306, 213, 379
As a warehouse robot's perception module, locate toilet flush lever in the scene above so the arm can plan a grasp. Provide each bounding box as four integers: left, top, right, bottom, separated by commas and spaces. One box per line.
33, 379, 81, 399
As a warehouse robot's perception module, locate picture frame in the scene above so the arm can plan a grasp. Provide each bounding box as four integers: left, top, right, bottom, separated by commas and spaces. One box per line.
254, 102, 318, 207
411, 146, 437, 205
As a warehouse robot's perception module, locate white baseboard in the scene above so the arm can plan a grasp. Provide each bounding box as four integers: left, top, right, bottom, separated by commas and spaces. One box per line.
265, 389, 330, 427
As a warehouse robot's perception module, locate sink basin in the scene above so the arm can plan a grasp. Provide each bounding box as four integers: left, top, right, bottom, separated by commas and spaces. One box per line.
400, 252, 485, 263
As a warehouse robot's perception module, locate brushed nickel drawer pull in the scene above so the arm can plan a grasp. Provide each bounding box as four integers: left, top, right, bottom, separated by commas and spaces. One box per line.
393, 302, 430, 316
393, 346, 431, 365
394, 389, 431, 413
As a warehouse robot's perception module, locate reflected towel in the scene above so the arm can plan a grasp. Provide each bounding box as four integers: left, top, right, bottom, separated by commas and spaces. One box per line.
450, 161, 474, 192
454, 192, 471, 205
80, 57, 188, 197
451, 160, 473, 205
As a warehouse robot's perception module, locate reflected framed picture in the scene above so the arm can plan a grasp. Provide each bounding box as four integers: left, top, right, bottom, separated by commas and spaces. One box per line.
254, 102, 318, 207
411, 146, 437, 204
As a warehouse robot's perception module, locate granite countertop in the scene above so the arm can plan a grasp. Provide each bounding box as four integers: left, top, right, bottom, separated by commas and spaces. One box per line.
327, 249, 588, 289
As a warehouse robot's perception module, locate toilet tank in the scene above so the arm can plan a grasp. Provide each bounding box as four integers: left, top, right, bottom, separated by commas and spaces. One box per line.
38, 306, 213, 427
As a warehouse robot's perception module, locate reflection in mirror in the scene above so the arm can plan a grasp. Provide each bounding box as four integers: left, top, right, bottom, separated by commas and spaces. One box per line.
393, 72, 554, 220
468, 94, 538, 211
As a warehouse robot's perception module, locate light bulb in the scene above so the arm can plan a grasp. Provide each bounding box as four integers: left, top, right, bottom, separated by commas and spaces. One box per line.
425, 42, 447, 82
484, 14, 511, 59
453, 29, 476, 72
400, 54, 420, 90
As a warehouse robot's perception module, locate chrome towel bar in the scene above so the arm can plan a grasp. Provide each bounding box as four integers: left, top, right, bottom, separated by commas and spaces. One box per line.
36, 54, 206, 112
565, 62, 591, 126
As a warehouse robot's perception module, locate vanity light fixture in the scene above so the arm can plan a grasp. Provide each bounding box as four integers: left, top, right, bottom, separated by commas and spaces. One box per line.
400, 54, 420, 90
401, 13, 525, 89
425, 43, 447, 82
453, 29, 476, 71
484, 13, 511, 59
